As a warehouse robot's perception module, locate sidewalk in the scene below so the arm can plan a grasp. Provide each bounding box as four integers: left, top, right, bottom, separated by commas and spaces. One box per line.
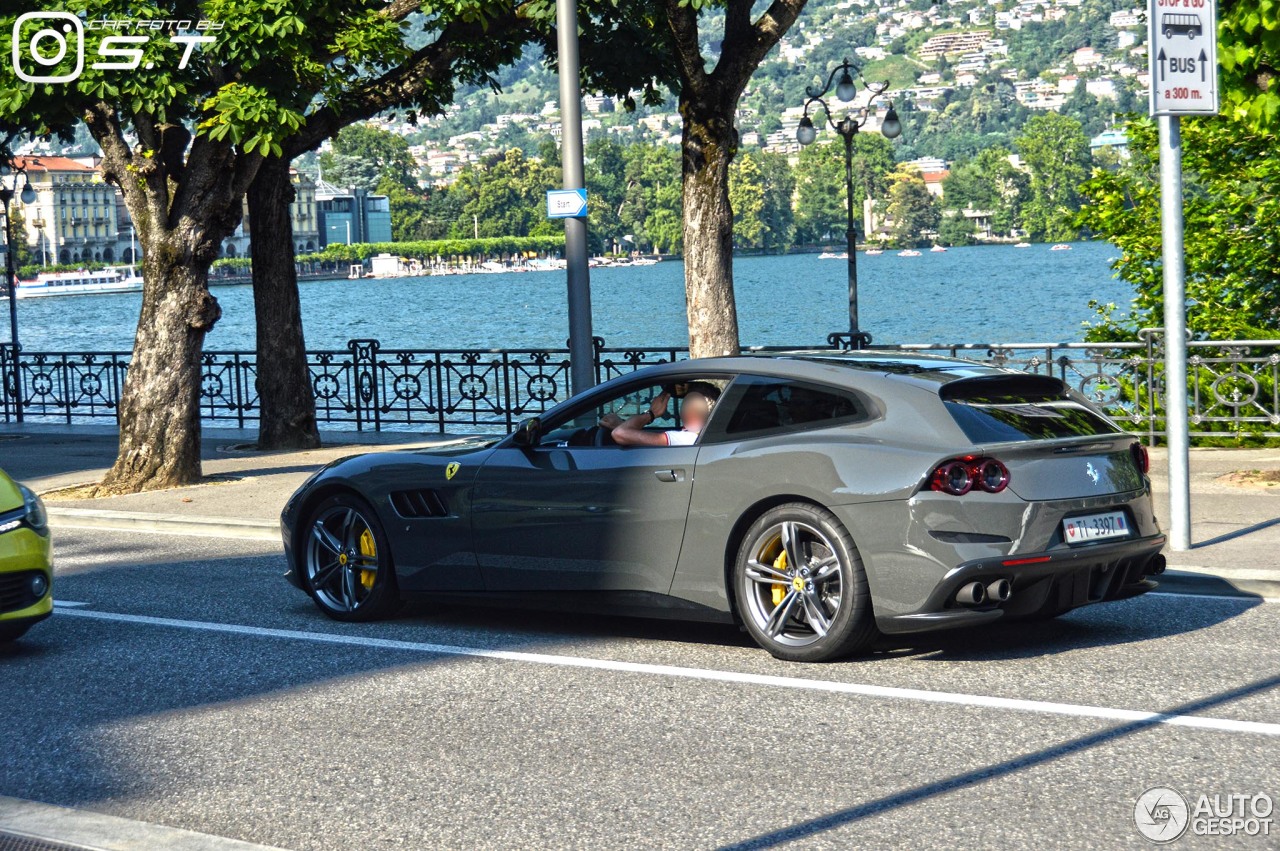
0, 422, 474, 539
1, 423, 1276, 597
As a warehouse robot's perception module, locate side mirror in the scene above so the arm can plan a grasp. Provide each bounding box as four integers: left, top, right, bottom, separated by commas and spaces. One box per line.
512, 417, 541, 447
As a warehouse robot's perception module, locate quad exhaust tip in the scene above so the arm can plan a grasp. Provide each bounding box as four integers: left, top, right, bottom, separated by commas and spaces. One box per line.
955, 579, 1013, 606
955, 581, 987, 606
1147, 554, 1167, 576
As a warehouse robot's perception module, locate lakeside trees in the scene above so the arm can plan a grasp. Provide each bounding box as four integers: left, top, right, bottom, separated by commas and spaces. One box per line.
1078, 117, 1280, 342
0, 0, 535, 488
569, 0, 810, 358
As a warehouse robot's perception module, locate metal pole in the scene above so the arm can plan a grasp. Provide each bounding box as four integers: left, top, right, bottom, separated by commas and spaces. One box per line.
2, 198, 21, 423
844, 131, 858, 334
1158, 115, 1191, 551
556, 0, 594, 395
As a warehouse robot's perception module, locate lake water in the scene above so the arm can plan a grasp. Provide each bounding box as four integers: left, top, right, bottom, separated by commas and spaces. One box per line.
13, 241, 1131, 352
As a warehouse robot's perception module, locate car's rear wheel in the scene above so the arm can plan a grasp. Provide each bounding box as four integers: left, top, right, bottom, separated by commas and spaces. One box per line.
302, 493, 401, 622
733, 503, 877, 662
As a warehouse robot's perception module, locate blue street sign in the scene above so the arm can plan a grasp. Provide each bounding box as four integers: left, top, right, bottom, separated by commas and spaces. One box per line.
547, 188, 589, 219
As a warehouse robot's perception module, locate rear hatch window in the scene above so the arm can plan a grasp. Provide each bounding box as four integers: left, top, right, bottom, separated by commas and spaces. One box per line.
940, 374, 1121, 443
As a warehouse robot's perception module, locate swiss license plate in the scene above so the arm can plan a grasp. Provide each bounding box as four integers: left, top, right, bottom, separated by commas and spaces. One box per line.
1063, 511, 1130, 544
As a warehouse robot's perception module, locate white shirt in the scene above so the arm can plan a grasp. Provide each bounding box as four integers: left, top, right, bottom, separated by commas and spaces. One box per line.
664, 428, 699, 446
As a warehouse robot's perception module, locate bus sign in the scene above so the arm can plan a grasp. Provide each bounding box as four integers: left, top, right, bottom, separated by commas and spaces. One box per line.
1148, 0, 1219, 115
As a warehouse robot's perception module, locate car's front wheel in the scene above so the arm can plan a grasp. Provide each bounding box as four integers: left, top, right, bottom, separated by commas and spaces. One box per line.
733, 503, 877, 662
302, 493, 402, 622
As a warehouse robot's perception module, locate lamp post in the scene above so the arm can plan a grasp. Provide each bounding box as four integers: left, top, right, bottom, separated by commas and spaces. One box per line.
0, 155, 36, 422
793, 59, 901, 346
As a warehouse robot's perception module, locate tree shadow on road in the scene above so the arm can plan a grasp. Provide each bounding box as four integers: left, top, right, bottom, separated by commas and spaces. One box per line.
717, 670, 1280, 850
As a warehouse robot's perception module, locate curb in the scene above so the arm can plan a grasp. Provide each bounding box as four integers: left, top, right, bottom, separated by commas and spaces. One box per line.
1157, 568, 1280, 601
46, 507, 279, 542
0, 795, 291, 851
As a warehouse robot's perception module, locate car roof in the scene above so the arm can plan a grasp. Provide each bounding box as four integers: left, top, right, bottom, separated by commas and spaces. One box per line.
612, 350, 1016, 391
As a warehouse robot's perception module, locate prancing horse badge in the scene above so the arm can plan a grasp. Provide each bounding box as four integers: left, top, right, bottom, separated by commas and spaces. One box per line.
446, 462, 461, 480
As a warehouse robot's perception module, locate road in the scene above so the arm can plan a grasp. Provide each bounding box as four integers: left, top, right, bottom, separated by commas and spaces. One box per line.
2, 527, 1278, 850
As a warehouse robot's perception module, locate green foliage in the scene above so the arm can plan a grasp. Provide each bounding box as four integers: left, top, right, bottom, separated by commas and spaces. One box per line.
940, 146, 1030, 238
757, 151, 796, 253
792, 135, 894, 245
16, 260, 108, 279
885, 167, 940, 248
1220, 0, 1280, 132
303, 235, 565, 263
4, 205, 34, 270
447, 148, 560, 240
593, 140, 682, 253
1015, 112, 1090, 242
729, 150, 795, 253
793, 143, 846, 245
1077, 116, 1280, 342
321, 125, 421, 190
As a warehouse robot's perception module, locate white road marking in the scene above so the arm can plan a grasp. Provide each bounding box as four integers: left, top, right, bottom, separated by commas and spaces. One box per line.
52, 600, 89, 608
53, 605, 1280, 738
1149, 591, 1280, 604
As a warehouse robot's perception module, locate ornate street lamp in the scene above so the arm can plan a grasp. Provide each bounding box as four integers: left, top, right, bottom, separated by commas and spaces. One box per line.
0, 155, 36, 422
792, 58, 901, 347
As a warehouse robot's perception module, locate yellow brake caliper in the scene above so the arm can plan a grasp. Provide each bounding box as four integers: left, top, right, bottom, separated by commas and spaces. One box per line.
358, 528, 377, 589
771, 547, 788, 607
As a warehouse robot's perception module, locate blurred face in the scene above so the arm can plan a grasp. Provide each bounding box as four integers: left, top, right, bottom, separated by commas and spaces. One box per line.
682, 392, 712, 430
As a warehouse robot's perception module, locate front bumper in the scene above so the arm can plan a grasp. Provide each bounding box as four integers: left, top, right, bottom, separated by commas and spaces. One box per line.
876, 533, 1166, 634
0, 526, 54, 628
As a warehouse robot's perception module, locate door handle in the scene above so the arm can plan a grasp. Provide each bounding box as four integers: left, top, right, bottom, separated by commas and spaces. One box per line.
654, 469, 685, 483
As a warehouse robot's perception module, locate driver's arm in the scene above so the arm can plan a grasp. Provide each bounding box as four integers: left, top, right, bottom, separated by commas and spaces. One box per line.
612, 392, 670, 447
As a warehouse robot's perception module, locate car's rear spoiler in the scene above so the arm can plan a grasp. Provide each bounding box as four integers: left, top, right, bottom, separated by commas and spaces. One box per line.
937, 373, 1069, 402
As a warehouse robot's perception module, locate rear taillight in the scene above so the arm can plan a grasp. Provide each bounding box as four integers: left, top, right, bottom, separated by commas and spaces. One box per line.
1130, 442, 1150, 475
929, 456, 1010, 495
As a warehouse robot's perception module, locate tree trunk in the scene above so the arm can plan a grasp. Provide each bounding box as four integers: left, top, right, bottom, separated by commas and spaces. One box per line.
97, 247, 221, 494
680, 95, 742, 359
248, 157, 321, 450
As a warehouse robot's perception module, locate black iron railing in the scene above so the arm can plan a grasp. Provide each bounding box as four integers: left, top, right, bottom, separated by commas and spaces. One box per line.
2, 334, 1278, 440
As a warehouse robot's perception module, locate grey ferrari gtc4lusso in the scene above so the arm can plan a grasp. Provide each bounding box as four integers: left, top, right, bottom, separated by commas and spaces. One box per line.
281, 351, 1166, 662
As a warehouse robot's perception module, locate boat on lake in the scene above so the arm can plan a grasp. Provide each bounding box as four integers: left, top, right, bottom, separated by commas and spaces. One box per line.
6, 266, 144, 299
818, 251, 848, 260
897, 249, 922, 257
1050, 244, 1072, 251
930, 245, 947, 253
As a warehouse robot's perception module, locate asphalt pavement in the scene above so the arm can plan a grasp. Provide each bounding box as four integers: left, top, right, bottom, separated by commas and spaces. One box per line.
1, 527, 1278, 849
0, 423, 1278, 849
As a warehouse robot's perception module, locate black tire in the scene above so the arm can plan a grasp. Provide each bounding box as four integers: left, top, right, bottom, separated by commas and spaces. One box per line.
733, 503, 877, 662
0, 622, 32, 642
300, 493, 402, 622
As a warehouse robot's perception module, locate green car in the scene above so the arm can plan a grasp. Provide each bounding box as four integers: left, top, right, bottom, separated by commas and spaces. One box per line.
0, 467, 52, 642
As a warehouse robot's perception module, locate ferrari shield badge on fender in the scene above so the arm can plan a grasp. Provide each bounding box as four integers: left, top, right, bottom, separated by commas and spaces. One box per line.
446, 462, 461, 480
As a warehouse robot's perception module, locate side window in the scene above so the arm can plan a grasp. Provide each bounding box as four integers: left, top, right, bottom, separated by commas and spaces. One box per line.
720, 376, 869, 438
533, 377, 728, 447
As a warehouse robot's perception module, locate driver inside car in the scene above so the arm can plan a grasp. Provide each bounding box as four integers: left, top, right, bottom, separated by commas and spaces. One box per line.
611, 382, 721, 447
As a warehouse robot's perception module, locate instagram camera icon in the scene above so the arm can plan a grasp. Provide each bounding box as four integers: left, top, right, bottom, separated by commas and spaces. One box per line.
12, 12, 84, 84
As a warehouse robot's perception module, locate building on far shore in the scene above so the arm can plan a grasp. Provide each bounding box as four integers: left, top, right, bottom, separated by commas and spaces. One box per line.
12, 156, 119, 265
315, 179, 393, 247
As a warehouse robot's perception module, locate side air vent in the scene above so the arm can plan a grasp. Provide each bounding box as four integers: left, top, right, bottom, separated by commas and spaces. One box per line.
389, 489, 448, 518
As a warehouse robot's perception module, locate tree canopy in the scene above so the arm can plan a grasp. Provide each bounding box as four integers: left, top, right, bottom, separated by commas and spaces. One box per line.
1077, 116, 1280, 341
